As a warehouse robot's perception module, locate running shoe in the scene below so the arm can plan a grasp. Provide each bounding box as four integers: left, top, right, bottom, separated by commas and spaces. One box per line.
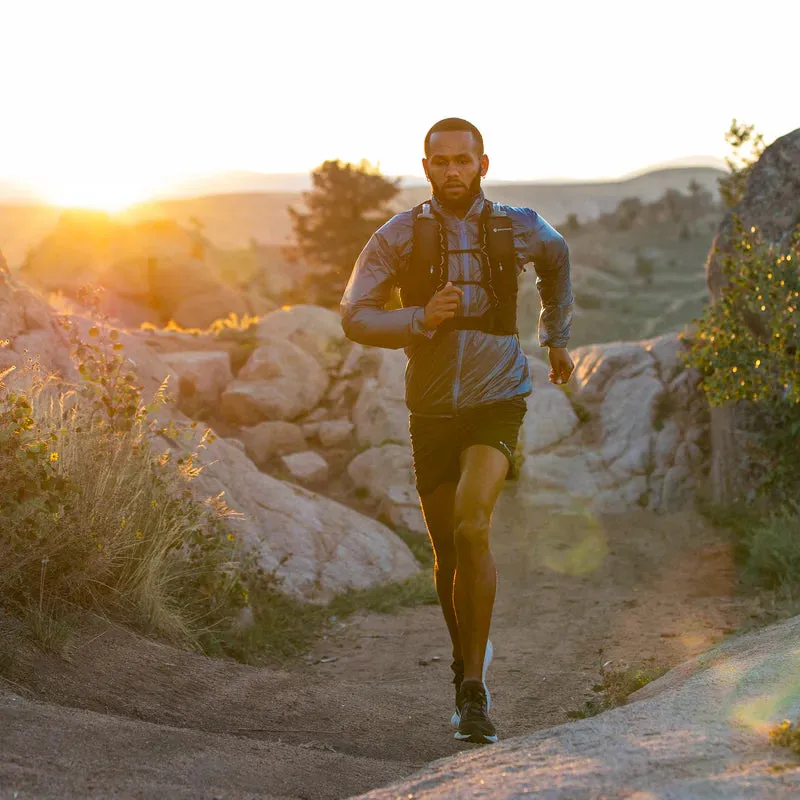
449, 638, 493, 729
454, 679, 498, 744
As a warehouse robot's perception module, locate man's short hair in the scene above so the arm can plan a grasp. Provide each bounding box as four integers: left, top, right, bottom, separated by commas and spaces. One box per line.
424, 118, 484, 158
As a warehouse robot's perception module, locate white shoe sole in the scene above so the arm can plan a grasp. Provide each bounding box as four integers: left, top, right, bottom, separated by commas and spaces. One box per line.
453, 731, 499, 744
450, 638, 493, 729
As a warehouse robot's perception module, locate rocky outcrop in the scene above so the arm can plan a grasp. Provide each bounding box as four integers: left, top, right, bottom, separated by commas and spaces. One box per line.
220, 338, 329, 424
17, 212, 274, 329
360, 614, 800, 799
704, 128, 800, 504
517, 333, 707, 515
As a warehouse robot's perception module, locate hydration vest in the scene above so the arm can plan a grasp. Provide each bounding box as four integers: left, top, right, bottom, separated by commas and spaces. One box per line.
398, 200, 518, 336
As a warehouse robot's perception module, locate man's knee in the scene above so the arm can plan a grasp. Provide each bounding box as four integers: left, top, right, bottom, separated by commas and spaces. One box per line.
454, 507, 491, 557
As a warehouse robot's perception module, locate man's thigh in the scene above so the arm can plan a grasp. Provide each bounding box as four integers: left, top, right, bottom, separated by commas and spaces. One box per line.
456, 445, 510, 521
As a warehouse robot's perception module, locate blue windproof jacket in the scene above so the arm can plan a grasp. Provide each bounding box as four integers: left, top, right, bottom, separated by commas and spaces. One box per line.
340, 191, 573, 416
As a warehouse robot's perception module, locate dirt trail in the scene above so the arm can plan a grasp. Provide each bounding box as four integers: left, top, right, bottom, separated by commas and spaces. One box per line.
1, 496, 750, 799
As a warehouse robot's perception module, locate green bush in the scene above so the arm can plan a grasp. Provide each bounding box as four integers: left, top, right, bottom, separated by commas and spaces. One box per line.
0, 291, 248, 649
682, 224, 800, 497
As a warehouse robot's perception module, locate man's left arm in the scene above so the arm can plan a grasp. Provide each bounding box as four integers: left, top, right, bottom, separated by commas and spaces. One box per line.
521, 210, 575, 384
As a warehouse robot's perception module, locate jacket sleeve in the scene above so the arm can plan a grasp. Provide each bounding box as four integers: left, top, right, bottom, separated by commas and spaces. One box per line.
340, 223, 435, 349
522, 211, 574, 348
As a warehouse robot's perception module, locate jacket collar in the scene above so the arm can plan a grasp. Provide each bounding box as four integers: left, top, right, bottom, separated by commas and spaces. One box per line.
430, 189, 486, 222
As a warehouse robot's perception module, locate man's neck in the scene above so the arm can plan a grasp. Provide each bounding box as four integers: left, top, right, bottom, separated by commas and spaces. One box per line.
433, 191, 481, 219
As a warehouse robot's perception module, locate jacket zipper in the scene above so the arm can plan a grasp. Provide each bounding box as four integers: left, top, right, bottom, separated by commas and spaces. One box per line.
451, 218, 469, 412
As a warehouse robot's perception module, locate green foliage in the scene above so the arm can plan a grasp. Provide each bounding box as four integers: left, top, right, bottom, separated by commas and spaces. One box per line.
770, 719, 800, 756
736, 504, 800, 591
566, 656, 666, 719
718, 120, 765, 209
0, 293, 249, 650
682, 224, 800, 495
287, 159, 401, 307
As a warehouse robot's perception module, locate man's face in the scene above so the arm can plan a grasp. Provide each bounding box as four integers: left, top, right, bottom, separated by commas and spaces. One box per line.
422, 131, 489, 204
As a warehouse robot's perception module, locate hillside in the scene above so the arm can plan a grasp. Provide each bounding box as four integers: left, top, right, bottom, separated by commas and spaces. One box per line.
0, 166, 724, 267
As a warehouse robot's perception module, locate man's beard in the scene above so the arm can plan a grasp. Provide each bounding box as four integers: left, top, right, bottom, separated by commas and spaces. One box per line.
431, 173, 482, 213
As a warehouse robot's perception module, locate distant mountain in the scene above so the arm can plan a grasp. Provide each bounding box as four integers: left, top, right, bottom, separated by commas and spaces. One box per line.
148, 158, 729, 199
0, 165, 727, 267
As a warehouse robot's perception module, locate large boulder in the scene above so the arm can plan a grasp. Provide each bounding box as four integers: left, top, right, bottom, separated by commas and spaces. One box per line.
361, 614, 800, 799
220, 338, 329, 424
256, 305, 347, 370
184, 433, 419, 600
704, 127, 800, 504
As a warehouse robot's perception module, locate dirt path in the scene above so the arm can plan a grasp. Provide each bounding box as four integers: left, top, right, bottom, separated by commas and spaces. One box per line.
1, 497, 750, 799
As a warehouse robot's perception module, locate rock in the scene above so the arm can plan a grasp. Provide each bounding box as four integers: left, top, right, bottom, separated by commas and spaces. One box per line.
317, 419, 355, 447
303, 407, 329, 424
521, 386, 579, 453
601, 373, 663, 472
281, 451, 329, 483
240, 421, 306, 467
661, 462, 694, 511
348, 445, 425, 535
338, 342, 367, 377
362, 614, 800, 799
653, 419, 681, 472
571, 341, 654, 402
592, 476, 648, 514
221, 338, 328, 424
352, 378, 410, 447
160, 351, 232, 414
256, 305, 347, 370
175, 432, 419, 600
170, 285, 250, 330
301, 422, 321, 439
519, 449, 613, 504
644, 331, 685, 383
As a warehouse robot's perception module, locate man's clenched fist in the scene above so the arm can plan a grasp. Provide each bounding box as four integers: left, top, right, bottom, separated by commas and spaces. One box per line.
548, 346, 574, 385
423, 282, 463, 329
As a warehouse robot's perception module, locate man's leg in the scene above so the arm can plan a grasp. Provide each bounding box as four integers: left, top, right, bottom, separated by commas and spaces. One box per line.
419, 481, 460, 661
453, 444, 509, 684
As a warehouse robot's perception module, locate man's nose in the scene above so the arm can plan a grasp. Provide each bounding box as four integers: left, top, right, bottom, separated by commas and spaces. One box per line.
445, 162, 460, 178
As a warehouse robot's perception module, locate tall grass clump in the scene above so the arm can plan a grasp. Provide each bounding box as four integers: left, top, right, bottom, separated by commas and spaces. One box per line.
0, 287, 248, 650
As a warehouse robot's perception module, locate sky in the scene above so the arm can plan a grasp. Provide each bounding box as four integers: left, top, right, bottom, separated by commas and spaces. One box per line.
0, 0, 797, 210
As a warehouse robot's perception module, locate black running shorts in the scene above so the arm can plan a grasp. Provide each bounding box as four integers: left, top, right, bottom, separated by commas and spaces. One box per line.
409, 396, 528, 496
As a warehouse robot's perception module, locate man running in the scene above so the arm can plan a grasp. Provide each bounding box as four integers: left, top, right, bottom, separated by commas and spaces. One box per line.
340, 118, 574, 744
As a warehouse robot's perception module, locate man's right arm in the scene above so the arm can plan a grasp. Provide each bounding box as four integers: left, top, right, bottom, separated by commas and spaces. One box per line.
340, 222, 435, 350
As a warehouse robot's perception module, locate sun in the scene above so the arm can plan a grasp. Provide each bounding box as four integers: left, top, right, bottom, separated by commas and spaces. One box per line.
37, 168, 161, 213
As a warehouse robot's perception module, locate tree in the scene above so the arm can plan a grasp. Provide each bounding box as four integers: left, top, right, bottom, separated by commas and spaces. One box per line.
287, 159, 401, 307
634, 252, 654, 286
563, 212, 581, 234
717, 119, 765, 209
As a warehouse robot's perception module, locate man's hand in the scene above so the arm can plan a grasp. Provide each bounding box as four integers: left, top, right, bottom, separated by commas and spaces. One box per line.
548, 346, 574, 385
423, 282, 463, 329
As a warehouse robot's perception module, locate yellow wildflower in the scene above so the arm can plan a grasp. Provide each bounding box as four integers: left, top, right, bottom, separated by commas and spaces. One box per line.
49, 452, 59, 462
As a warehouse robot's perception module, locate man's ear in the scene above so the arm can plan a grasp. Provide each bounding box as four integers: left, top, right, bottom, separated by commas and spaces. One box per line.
480, 154, 489, 178
422, 157, 430, 181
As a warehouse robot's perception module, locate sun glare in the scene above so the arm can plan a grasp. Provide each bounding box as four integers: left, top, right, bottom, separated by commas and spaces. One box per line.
39, 171, 161, 213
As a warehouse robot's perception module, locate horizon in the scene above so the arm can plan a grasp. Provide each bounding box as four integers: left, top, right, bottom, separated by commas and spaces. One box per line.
1, 0, 796, 211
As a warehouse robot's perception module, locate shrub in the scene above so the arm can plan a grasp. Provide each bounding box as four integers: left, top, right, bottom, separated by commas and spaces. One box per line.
737, 504, 800, 592
682, 224, 800, 497
0, 292, 248, 650
566, 656, 666, 719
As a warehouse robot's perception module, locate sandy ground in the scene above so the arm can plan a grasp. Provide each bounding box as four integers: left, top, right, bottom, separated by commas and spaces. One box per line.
0, 494, 752, 799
